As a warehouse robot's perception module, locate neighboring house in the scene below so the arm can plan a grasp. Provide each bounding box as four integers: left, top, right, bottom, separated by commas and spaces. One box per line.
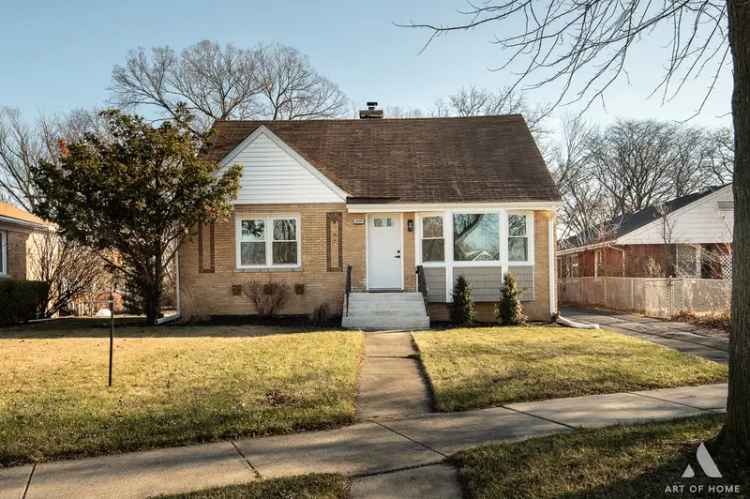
558, 185, 734, 280
178, 110, 561, 328
0, 202, 51, 280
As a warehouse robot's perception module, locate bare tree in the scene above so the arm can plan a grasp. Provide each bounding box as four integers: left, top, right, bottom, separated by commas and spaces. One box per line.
255, 44, 348, 120
111, 41, 262, 133
553, 115, 613, 245
702, 127, 735, 184
441, 85, 550, 135
383, 105, 426, 118
111, 41, 348, 132
404, 0, 749, 450
588, 120, 687, 216
0, 108, 107, 210
0, 108, 47, 210
28, 231, 107, 317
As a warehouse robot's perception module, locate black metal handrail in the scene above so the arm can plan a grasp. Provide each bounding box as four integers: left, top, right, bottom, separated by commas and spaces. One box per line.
345, 265, 352, 317
416, 265, 428, 305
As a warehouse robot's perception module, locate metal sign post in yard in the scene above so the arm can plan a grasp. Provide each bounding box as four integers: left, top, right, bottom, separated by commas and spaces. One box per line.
108, 271, 116, 387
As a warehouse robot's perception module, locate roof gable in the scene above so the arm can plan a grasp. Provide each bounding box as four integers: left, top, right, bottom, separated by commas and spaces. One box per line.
560, 185, 733, 251
618, 184, 733, 245
221, 126, 346, 204
205, 116, 560, 204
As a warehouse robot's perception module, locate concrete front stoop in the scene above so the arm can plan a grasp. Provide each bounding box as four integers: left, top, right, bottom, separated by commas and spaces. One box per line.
342, 292, 430, 331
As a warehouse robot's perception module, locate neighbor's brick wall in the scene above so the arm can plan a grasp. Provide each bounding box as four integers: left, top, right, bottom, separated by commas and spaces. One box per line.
180, 203, 356, 318
427, 210, 554, 323
0, 224, 31, 280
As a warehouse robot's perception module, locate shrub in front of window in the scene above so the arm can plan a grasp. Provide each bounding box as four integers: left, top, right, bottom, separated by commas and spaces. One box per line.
310, 303, 331, 326
0, 279, 50, 326
496, 273, 527, 326
242, 281, 290, 318
450, 275, 475, 325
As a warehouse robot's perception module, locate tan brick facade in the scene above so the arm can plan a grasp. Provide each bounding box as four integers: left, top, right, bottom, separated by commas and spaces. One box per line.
0, 224, 32, 280
180, 204, 374, 319
179, 207, 555, 322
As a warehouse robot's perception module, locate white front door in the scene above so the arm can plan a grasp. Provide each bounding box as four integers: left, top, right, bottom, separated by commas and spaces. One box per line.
367, 213, 402, 289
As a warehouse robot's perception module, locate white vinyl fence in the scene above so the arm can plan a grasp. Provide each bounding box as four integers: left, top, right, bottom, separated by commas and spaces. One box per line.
558, 277, 731, 318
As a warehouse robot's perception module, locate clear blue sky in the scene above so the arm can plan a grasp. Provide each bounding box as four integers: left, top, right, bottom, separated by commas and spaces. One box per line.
0, 0, 733, 133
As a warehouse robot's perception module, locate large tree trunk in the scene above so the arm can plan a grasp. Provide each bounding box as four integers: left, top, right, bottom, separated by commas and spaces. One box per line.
143, 281, 162, 326
725, 0, 750, 451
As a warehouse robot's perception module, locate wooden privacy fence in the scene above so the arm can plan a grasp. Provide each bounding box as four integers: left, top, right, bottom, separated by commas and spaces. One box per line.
558, 277, 731, 318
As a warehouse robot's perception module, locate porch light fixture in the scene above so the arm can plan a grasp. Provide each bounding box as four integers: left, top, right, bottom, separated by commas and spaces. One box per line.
407, 219, 414, 232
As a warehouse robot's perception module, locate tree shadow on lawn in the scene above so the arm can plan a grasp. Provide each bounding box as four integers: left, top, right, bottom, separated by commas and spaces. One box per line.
554, 439, 748, 499
453, 416, 748, 499
0, 316, 347, 339
0, 369, 357, 467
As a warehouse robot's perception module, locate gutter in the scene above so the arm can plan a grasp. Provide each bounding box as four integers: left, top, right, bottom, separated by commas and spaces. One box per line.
0, 215, 52, 231
557, 239, 618, 256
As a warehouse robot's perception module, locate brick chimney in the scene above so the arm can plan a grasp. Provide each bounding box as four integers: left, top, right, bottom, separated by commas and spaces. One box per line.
359, 101, 383, 119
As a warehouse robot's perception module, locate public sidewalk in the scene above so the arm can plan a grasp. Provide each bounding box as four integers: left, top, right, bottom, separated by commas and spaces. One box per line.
0, 383, 727, 499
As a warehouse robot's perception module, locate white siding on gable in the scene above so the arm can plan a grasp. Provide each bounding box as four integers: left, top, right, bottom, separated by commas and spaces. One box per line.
618, 186, 734, 245
227, 130, 344, 204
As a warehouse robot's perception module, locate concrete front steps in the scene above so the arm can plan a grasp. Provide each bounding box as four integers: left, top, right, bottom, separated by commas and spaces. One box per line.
342, 292, 430, 330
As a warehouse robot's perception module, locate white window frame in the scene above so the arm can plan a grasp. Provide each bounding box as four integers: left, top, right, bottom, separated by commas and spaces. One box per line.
0, 230, 6, 276
235, 214, 301, 270
507, 211, 534, 266
450, 210, 503, 267
417, 214, 446, 266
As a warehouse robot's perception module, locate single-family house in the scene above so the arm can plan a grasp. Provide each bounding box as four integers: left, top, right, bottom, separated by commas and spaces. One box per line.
178, 109, 561, 329
558, 184, 734, 280
0, 202, 51, 280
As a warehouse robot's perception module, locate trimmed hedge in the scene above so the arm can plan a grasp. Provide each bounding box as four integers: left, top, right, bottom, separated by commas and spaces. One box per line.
0, 280, 50, 326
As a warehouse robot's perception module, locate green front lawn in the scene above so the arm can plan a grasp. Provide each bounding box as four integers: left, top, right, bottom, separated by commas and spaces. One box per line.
0, 323, 363, 466
452, 415, 747, 498
414, 326, 727, 411
153, 474, 349, 499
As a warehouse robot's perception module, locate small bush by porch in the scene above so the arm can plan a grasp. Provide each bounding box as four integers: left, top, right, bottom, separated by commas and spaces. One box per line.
413, 326, 727, 412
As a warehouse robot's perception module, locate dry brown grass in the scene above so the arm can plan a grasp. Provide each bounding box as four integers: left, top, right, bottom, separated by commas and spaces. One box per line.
414, 326, 727, 411
0, 323, 363, 466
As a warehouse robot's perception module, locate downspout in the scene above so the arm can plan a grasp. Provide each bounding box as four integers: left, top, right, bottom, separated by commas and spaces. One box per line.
548, 212, 557, 318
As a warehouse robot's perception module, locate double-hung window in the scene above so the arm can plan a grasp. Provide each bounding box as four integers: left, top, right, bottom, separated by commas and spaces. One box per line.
508, 213, 530, 263
420, 216, 445, 262
237, 216, 300, 269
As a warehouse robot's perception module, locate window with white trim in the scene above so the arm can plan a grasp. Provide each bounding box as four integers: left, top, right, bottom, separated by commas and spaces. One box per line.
0, 230, 6, 275
453, 213, 500, 262
508, 214, 530, 263
421, 216, 445, 262
237, 216, 300, 268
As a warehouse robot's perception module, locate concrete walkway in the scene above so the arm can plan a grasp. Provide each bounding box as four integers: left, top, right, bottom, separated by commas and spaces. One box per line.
1, 383, 727, 499
356, 332, 432, 421
561, 307, 729, 363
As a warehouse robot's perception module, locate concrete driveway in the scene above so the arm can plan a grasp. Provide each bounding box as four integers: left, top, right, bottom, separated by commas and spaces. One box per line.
560, 307, 729, 363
